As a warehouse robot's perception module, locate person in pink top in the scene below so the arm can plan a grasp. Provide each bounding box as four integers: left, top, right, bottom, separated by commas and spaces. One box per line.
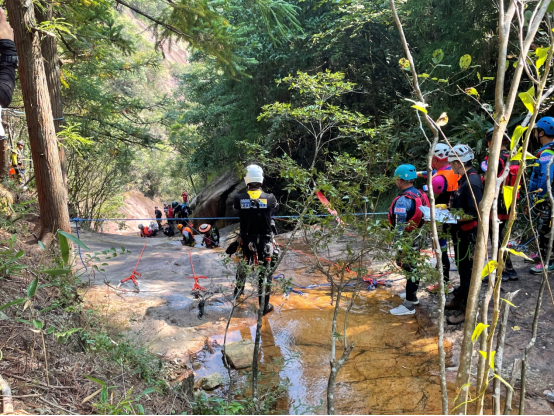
417, 144, 460, 294
182, 190, 189, 203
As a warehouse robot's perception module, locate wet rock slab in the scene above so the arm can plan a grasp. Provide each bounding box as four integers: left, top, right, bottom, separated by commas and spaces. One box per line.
224, 339, 255, 369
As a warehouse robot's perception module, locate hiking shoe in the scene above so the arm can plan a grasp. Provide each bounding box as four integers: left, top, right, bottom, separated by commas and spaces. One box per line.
524, 252, 540, 263
426, 282, 454, 294
390, 302, 415, 316
506, 269, 518, 281
399, 292, 419, 305
529, 262, 554, 275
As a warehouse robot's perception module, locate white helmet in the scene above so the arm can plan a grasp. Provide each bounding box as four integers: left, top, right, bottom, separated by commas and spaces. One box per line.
448, 144, 475, 163
138, 224, 144, 229
433, 143, 450, 160
244, 164, 264, 185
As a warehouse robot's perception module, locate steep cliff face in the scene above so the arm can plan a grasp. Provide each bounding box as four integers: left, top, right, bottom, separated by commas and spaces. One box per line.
190, 171, 245, 229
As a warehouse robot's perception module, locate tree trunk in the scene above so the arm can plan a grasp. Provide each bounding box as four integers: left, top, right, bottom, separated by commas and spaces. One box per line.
6, 0, 71, 243
36, 1, 68, 190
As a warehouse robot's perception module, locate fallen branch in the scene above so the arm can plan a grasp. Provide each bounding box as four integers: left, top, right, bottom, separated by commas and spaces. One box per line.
38, 396, 77, 415
3, 373, 75, 389
0, 374, 14, 414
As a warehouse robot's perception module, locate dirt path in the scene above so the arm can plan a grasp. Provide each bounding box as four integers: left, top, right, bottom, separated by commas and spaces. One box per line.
77, 226, 554, 414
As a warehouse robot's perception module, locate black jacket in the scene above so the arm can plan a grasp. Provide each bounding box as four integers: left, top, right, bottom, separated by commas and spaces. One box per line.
234, 189, 279, 237
451, 167, 484, 220
0, 40, 17, 108
154, 209, 162, 219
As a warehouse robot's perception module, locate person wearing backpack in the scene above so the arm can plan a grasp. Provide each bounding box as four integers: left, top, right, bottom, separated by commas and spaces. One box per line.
388, 164, 430, 316
481, 127, 519, 281
233, 164, 279, 316
528, 117, 554, 274
446, 145, 484, 325
177, 223, 195, 246
418, 143, 461, 294
199, 224, 220, 248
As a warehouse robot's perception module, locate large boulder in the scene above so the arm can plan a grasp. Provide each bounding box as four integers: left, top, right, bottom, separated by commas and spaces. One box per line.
190, 171, 246, 229
224, 339, 255, 369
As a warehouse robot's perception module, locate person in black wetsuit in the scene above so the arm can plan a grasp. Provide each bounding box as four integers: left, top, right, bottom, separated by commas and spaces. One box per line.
0, 8, 17, 109
233, 164, 279, 315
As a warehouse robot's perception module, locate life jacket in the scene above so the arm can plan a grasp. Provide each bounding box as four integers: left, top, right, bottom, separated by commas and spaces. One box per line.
182, 226, 194, 244
388, 188, 430, 232
167, 207, 174, 218
432, 167, 460, 192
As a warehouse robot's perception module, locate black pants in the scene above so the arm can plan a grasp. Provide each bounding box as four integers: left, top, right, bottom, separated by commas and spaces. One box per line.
156, 219, 163, 229
451, 225, 478, 306
234, 237, 273, 310
396, 236, 421, 302
439, 223, 451, 282
497, 219, 514, 270
536, 203, 552, 261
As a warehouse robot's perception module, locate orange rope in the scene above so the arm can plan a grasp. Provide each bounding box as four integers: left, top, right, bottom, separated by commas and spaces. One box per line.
187, 247, 207, 292
120, 237, 148, 286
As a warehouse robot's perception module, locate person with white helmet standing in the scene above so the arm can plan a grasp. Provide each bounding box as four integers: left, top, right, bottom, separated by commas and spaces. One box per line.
445, 144, 484, 325
233, 164, 279, 315
418, 143, 460, 294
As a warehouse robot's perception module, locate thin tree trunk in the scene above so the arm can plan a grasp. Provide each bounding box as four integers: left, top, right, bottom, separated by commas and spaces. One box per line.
6, 0, 71, 244
36, 1, 68, 190
503, 359, 521, 415
493, 290, 519, 415
455, 2, 550, 409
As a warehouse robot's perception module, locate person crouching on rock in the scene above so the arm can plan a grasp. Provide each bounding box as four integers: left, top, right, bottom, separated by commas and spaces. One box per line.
177, 223, 195, 246
162, 223, 175, 237
138, 223, 154, 238
199, 224, 220, 248
233, 164, 279, 316
388, 164, 429, 316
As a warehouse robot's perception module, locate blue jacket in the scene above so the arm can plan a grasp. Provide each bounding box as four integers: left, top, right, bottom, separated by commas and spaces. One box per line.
391, 186, 417, 233
529, 142, 554, 198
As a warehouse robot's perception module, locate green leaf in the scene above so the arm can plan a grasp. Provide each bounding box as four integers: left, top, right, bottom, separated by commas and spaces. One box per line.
27, 277, 39, 297
507, 248, 533, 261
398, 58, 410, 71
481, 260, 498, 279
511, 125, 528, 151
459, 54, 472, 70
535, 47, 550, 72
84, 375, 106, 388
518, 86, 536, 114
38, 240, 45, 251
483, 77, 495, 81
58, 231, 70, 265
58, 230, 89, 250
472, 322, 490, 343
418, 73, 430, 78
464, 87, 479, 96
33, 319, 44, 330
494, 373, 514, 392
501, 298, 518, 308
432, 49, 444, 64
0, 298, 26, 311
47, 326, 55, 334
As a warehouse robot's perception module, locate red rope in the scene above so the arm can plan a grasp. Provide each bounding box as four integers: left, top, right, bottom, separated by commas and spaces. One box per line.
120, 237, 148, 287
187, 247, 207, 292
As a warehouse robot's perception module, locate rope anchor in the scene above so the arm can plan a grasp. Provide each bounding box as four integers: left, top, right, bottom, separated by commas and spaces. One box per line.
117, 238, 147, 290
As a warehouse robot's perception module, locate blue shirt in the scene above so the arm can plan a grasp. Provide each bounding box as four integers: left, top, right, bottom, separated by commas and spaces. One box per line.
529, 142, 554, 197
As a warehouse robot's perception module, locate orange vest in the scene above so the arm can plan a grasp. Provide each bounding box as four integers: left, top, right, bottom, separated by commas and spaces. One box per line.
432, 168, 460, 192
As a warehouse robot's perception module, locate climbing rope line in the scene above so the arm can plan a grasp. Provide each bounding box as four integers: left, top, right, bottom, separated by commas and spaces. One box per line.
74, 220, 87, 271
187, 247, 207, 292
118, 237, 148, 289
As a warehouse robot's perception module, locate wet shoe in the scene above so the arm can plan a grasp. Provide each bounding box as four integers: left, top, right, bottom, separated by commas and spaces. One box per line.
447, 313, 465, 325
445, 298, 462, 310
263, 303, 274, 315
530, 262, 554, 274
390, 302, 415, 316
399, 292, 419, 305
426, 282, 454, 294
524, 252, 540, 263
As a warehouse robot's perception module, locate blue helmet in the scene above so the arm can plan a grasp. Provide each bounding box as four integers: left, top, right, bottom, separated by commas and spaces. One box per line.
535, 117, 554, 136
394, 164, 417, 180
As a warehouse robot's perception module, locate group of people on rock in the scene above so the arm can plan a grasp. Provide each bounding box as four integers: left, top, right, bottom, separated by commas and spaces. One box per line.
137, 190, 220, 248
389, 118, 554, 324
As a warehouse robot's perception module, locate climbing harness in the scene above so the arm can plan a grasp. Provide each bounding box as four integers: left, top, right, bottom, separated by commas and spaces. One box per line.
118, 237, 147, 290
